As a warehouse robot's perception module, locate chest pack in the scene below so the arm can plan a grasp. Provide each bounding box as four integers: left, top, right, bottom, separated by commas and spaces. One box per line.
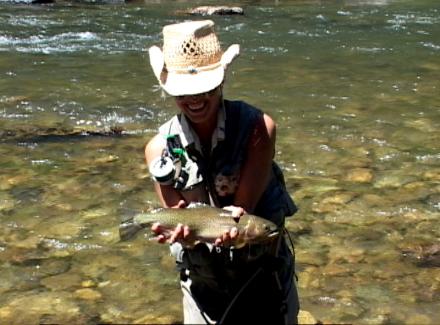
149, 134, 189, 190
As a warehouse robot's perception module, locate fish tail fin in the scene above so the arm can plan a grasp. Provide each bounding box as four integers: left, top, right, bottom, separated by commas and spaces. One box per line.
119, 219, 143, 241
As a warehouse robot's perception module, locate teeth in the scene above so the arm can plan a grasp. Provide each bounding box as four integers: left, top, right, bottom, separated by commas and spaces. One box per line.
189, 103, 204, 110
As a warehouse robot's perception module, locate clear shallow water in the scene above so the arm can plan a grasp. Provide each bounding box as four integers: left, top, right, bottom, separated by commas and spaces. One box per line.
0, 0, 439, 324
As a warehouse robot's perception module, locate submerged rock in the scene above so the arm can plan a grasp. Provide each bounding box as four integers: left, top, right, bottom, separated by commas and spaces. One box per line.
74, 288, 102, 300
312, 191, 356, 213
423, 169, 440, 181
0, 196, 15, 211
298, 309, 318, 324
401, 243, 440, 268
41, 272, 82, 291
134, 314, 179, 325
345, 168, 373, 183
424, 193, 440, 211
0, 292, 80, 324
0, 125, 125, 143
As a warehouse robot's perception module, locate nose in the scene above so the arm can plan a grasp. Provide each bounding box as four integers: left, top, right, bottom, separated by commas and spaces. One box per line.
188, 94, 204, 101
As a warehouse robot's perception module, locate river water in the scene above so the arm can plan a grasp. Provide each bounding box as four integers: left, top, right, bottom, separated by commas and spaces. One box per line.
1, 0, 439, 324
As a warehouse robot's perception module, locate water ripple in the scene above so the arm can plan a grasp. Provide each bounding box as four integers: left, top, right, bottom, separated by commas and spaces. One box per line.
421, 42, 440, 51
42, 238, 102, 251
0, 31, 152, 53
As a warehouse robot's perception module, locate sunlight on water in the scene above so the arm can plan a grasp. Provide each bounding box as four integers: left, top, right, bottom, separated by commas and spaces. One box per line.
0, 0, 439, 324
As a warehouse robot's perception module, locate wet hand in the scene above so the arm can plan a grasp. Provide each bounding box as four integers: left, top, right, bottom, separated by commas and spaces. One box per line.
151, 200, 189, 244
214, 205, 245, 247
151, 222, 191, 244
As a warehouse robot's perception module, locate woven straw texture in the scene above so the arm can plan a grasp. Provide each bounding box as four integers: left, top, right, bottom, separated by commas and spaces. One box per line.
162, 21, 223, 70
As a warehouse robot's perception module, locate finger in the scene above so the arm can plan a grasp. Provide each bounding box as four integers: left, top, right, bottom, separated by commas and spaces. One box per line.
233, 207, 244, 218
222, 205, 245, 219
222, 231, 231, 245
156, 234, 167, 243
230, 227, 238, 239
176, 200, 187, 209
214, 237, 223, 246
151, 222, 162, 234
183, 225, 191, 239
171, 200, 187, 209
169, 223, 184, 243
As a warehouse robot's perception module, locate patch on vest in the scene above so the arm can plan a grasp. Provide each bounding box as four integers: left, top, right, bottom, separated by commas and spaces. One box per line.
214, 172, 239, 196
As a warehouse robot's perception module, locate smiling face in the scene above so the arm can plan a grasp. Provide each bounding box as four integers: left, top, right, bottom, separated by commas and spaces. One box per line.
174, 85, 222, 127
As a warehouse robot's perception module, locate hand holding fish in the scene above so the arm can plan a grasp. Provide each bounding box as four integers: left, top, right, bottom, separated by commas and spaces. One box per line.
119, 204, 279, 248
150, 205, 245, 247
214, 205, 244, 246
151, 222, 191, 244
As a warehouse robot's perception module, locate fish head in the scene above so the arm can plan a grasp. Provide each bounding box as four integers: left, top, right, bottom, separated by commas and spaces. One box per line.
240, 216, 279, 244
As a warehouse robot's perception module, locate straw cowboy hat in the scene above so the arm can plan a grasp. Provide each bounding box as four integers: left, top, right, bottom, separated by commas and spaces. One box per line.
148, 20, 240, 97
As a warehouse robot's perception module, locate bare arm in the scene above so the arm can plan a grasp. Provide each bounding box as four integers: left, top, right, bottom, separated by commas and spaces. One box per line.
145, 134, 188, 243
233, 113, 276, 214
215, 113, 275, 246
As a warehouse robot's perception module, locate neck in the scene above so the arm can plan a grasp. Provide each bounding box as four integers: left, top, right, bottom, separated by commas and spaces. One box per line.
191, 98, 222, 146
191, 116, 216, 147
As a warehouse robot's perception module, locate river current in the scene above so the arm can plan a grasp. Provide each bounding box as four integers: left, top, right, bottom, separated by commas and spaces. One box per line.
0, 0, 439, 324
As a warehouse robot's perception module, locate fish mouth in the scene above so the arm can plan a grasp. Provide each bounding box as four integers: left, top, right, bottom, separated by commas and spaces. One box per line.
267, 229, 280, 238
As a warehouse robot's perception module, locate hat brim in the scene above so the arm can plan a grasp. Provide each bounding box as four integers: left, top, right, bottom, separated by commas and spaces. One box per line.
162, 67, 225, 97
149, 44, 239, 97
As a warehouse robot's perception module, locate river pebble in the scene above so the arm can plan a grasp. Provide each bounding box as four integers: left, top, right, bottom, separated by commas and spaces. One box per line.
423, 169, 440, 181
328, 245, 365, 264
0, 265, 40, 294
405, 118, 437, 133
74, 288, 103, 300
40, 220, 83, 239
297, 266, 321, 289
312, 191, 356, 213
134, 313, 180, 324
363, 313, 391, 325
80, 207, 111, 220
374, 173, 411, 189
0, 193, 15, 211
406, 313, 434, 324
424, 193, 440, 211
79, 253, 126, 278
41, 272, 82, 291
321, 263, 351, 276
81, 279, 97, 288
298, 310, 317, 324
99, 305, 134, 324
345, 168, 374, 183
0, 292, 80, 324
38, 257, 71, 275
94, 154, 119, 164
10, 234, 41, 250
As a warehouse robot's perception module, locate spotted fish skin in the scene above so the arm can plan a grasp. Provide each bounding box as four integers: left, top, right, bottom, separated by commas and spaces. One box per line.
119, 205, 279, 248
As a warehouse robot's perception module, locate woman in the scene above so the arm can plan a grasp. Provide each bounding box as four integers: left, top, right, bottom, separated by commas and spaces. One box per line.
145, 20, 299, 324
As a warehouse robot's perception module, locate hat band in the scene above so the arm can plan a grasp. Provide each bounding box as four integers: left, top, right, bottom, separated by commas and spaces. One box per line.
166, 61, 222, 74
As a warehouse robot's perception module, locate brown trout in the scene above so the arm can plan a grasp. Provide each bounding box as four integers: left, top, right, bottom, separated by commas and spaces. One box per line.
119, 205, 279, 248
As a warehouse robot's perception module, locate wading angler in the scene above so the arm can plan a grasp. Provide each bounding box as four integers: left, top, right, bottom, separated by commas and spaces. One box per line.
144, 20, 300, 324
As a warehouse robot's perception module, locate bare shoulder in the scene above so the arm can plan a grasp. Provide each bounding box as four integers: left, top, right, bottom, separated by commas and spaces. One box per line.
262, 113, 276, 137
252, 112, 276, 143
